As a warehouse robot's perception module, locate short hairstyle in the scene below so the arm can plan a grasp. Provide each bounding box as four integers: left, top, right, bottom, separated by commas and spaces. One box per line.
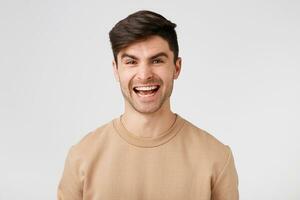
109, 10, 179, 64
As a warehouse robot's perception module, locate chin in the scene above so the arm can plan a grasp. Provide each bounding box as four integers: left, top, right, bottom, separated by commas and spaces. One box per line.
133, 104, 163, 114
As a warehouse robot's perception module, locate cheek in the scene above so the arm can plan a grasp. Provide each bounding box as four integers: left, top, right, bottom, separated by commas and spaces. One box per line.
118, 72, 135, 88
156, 68, 175, 83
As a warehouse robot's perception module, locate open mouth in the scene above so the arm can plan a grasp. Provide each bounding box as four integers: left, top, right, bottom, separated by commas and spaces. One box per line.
133, 85, 160, 96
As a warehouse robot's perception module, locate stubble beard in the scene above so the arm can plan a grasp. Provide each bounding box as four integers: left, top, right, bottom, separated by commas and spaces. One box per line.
120, 78, 174, 114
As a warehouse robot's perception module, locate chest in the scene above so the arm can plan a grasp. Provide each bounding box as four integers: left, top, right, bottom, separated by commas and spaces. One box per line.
83, 144, 212, 200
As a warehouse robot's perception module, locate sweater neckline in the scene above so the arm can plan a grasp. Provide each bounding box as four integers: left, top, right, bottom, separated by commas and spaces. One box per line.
113, 114, 185, 148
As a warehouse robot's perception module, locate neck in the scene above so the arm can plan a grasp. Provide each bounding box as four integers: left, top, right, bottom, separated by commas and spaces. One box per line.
121, 101, 176, 138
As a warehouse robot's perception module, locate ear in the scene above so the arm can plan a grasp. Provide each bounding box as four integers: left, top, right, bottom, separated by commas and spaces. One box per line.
173, 57, 182, 80
112, 60, 120, 82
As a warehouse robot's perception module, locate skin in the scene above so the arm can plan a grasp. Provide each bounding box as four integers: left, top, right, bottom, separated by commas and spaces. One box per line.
113, 36, 181, 138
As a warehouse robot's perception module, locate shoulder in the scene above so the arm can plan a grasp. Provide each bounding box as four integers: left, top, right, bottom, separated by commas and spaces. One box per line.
180, 117, 236, 183
180, 116, 233, 167
181, 117, 228, 150
68, 118, 116, 161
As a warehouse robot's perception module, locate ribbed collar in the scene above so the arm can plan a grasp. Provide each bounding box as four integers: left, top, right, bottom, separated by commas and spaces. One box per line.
113, 114, 185, 148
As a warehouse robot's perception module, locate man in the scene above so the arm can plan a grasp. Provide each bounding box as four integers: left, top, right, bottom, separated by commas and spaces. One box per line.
58, 10, 239, 200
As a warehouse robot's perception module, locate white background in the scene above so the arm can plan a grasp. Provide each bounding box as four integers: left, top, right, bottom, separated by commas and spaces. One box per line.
0, 0, 299, 199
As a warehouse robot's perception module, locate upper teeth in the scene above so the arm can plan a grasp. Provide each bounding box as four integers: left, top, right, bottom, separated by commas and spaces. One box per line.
134, 86, 158, 91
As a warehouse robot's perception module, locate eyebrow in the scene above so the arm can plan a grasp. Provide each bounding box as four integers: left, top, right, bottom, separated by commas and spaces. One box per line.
120, 52, 169, 60
149, 52, 169, 60
121, 53, 138, 60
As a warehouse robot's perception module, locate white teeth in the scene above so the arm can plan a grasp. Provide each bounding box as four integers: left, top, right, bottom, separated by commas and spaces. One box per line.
134, 86, 158, 91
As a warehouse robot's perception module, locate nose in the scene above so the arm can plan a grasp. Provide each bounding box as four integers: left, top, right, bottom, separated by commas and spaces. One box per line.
136, 62, 153, 81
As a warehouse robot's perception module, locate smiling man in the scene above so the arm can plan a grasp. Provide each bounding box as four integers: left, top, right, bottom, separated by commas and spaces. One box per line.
58, 10, 239, 200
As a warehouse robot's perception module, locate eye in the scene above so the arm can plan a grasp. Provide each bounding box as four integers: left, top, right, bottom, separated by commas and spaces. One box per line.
125, 59, 137, 65
152, 59, 163, 64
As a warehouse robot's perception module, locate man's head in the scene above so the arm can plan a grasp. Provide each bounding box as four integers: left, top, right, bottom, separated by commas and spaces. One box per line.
109, 10, 179, 64
109, 10, 181, 114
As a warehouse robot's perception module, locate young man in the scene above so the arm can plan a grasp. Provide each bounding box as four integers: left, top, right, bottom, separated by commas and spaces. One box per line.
58, 10, 239, 200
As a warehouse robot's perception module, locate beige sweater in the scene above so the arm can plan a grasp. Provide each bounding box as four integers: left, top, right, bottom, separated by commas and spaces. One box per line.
58, 115, 239, 200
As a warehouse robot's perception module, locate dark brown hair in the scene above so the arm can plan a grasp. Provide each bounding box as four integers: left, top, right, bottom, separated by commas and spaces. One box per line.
109, 10, 179, 64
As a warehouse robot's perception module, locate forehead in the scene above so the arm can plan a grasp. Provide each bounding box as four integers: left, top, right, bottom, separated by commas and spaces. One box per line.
118, 36, 173, 59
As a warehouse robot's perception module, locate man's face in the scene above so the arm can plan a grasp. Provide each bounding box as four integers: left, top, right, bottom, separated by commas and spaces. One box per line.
113, 36, 181, 114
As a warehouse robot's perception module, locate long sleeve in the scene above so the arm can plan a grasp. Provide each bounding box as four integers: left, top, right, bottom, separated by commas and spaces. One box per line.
211, 147, 239, 200
57, 147, 83, 200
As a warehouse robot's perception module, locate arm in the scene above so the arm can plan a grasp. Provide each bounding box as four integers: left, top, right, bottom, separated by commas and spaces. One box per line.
211, 146, 239, 200
57, 147, 83, 200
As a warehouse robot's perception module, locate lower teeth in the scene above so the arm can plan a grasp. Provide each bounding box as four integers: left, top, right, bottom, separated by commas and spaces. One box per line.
139, 90, 154, 95
133, 87, 160, 96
